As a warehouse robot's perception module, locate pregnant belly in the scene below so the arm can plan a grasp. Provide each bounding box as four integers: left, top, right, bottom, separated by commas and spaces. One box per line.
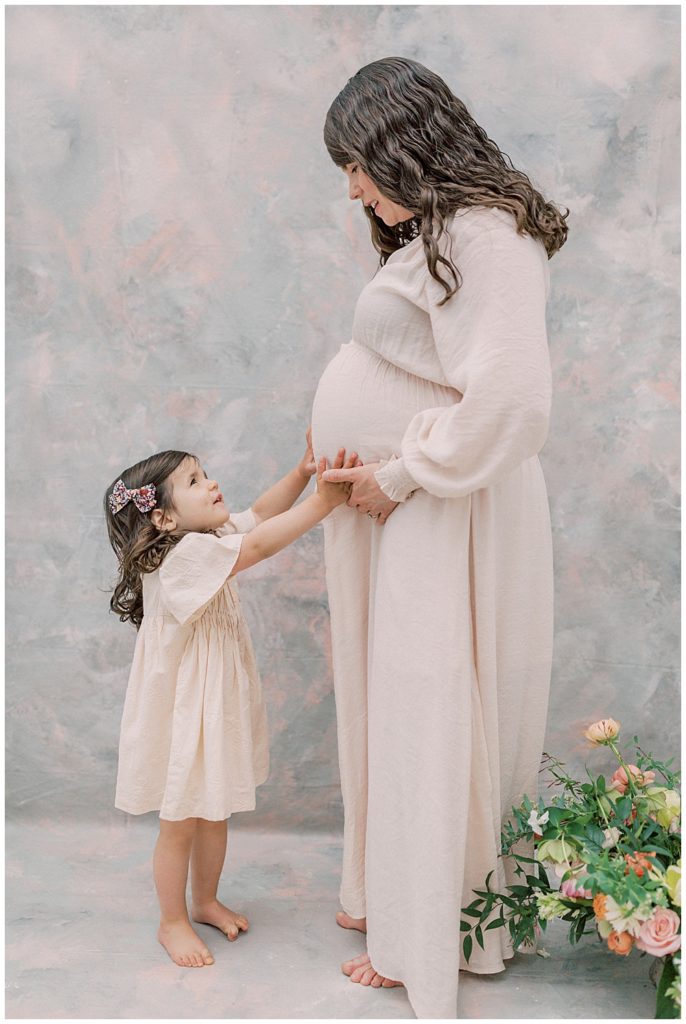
311, 341, 459, 465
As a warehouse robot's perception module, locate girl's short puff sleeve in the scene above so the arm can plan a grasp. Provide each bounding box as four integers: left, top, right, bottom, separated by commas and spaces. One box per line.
221, 508, 258, 535
159, 532, 244, 626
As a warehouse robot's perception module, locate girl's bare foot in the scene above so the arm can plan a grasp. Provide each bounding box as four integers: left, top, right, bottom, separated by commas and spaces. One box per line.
158, 919, 215, 967
336, 910, 367, 933
191, 898, 249, 941
342, 952, 403, 988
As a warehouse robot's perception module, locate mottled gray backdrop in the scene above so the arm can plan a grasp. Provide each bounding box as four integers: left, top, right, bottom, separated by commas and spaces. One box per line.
6, 6, 680, 828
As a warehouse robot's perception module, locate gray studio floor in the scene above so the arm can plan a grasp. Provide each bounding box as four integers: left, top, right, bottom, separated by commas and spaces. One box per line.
6, 818, 657, 1019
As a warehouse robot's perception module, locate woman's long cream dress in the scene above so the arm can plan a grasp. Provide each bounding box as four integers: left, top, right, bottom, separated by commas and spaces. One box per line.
311, 208, 554, 1019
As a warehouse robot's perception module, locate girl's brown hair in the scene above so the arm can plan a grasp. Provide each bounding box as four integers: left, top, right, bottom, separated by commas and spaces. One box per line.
324, 56, 569, 303
104, 450, 195, 629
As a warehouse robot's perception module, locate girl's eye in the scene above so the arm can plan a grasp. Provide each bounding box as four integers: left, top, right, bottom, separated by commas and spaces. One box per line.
190, 477, 196, 485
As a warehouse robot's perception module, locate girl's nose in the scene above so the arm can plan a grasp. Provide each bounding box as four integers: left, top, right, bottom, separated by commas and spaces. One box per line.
348, 180, 361, 201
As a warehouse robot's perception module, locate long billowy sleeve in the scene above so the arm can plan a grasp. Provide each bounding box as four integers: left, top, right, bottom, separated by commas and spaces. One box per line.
374, 222, 552, 501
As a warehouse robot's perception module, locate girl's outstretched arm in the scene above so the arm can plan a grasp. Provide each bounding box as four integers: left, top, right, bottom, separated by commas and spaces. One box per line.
231, 453, 354, 576
252, 429, 354, 523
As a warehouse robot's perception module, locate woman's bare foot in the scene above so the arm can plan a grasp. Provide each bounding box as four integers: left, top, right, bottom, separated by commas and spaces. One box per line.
191, 899, 249, 941
158, 919, 215, 967
342, 952, 403, 988
336, 910, 367, 933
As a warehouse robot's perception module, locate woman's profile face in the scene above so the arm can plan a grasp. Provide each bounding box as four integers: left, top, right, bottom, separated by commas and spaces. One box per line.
343, 162, 414, 227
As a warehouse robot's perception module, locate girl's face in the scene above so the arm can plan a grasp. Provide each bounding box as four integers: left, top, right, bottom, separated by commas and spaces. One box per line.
152, 456, 229, 534
343, 162, 414, 227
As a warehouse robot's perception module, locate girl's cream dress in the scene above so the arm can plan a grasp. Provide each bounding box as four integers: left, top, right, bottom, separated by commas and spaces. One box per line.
115, 510, 268, 821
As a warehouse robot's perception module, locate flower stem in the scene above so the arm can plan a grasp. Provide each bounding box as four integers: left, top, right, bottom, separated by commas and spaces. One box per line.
608, 741, 639, 800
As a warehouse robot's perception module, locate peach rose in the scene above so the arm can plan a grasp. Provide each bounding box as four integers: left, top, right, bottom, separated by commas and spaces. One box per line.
634, 908, 681, 958
583, 718, 620, 745
607, 930, 634, 956
593, 893, 608, 920
609, 764, 656, 795
624, 851, 657, 879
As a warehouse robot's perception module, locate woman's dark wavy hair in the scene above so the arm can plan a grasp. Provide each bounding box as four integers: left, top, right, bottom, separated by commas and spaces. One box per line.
324, 57, 569, 303
104, 450, 195, 629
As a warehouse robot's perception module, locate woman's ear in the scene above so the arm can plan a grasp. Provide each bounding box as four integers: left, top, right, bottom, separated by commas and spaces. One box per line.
150, 508, 175, 532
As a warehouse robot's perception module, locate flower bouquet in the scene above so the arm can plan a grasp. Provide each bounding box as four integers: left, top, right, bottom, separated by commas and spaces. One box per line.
461, 718, 681, 1018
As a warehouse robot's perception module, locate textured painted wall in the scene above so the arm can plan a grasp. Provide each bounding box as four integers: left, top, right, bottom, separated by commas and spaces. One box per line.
6, 6, 679, 827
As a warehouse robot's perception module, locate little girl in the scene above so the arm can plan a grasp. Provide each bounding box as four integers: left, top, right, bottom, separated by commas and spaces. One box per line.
104, 431, 355, 968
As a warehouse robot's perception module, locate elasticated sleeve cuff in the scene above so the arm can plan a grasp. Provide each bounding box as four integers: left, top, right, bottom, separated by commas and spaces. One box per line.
374, 456, 419, 502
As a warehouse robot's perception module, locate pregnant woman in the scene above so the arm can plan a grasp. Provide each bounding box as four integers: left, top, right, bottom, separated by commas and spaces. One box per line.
311, 58, 568, 1018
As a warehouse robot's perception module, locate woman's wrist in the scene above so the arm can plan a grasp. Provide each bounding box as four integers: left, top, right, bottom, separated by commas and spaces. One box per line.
374, 456, 418, 502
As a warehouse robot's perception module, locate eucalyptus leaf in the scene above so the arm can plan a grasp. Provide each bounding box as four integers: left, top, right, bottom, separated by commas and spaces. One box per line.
614, 797, 632, 819
585, 825, 607, 847
508, 885, 533, 897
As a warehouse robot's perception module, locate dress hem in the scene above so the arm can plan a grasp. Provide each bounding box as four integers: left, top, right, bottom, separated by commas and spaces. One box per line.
115, 774, 268, 821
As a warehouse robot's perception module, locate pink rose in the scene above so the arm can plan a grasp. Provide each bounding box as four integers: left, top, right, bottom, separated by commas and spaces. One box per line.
609, 764, 656, 795
634, 908, 681, 958
560, 877, 593, 900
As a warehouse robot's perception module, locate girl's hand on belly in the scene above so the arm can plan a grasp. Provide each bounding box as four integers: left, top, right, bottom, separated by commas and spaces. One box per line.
321, 463, 399, 524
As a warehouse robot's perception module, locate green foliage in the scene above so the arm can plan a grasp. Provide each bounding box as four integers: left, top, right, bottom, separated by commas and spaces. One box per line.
656, 956, 680, 1019
459, 731, 681, 1016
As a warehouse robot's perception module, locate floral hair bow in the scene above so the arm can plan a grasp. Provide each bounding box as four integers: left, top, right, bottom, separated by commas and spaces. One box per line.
109, 478, 157, 515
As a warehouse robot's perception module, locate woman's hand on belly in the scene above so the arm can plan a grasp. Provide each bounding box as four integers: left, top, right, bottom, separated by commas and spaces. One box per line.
321, 463, 399, 525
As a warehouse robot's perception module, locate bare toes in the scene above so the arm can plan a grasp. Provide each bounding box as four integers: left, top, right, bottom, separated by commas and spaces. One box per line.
342, 953, 370, 976
371, 973, 383, 988
361, 967, 378, 986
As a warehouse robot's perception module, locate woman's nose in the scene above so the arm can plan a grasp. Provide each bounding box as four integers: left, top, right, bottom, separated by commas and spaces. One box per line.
348, 180, 361, 201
